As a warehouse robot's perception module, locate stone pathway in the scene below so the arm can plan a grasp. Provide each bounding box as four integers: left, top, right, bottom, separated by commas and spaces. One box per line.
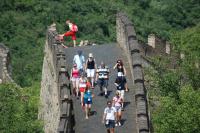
64, 44, 137, 133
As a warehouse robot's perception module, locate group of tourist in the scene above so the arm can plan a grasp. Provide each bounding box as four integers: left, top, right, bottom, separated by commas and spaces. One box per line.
57, 19, 129, 133
70, 50, 128, 133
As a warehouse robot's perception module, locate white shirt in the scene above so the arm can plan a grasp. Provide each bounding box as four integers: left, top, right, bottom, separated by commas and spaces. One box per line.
117, 72, 124, 77
73, 55, 85, 70
97, 67, 109, 79
68, 23, 73, 31
104, 107, 116, 120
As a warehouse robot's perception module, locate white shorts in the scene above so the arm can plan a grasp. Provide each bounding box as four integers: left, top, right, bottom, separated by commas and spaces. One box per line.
116, 90, 125, 100
87, 69, 95, 77
71, 77, 79, 84
115, 106, 122, 112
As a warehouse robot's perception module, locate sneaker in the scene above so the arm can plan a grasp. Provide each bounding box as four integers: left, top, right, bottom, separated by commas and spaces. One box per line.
115, 123, 118, 126
85, 116, 89, 119
118, 122, 121, 126
125, 88, 129, 92
105, 94, 108, 98
99, 92, 104, 96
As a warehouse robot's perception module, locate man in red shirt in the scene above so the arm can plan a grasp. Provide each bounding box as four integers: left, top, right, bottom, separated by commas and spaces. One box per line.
58, 20, 78, 47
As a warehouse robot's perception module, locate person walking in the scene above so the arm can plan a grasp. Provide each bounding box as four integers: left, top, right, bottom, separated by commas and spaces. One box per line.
83, 86, 94, 119
85, 53, 96, 89
102, 101, 117, 133
114, 76, 126, 110
79, 74, 88, 107
96, 61, 109, 98
112, 92, 123, 126
58, 19, 78, 47
113, 59, 129, 92
70, 63, 80, 98
73, 50, 85, 75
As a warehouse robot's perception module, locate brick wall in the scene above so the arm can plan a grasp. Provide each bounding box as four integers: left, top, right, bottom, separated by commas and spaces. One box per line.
39, 24, 74, 133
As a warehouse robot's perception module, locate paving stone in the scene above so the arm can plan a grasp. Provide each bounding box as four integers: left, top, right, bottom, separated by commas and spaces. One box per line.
64, 44, 137, 133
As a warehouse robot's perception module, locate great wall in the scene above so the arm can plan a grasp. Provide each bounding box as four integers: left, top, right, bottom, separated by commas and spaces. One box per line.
0, 12, 177, 133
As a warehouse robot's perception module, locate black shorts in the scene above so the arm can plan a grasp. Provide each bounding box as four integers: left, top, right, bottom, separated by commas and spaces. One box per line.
105, 120, 115, 129
98, 79, 108, 88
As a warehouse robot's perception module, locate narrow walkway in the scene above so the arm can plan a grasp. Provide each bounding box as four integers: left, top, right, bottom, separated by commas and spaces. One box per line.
65, 44, 137, 133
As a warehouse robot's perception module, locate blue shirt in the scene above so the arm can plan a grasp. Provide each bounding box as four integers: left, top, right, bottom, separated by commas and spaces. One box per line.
84, 90, 92, 101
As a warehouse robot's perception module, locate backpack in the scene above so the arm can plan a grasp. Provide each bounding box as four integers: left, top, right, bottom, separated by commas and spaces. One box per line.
72, 24, 78, 32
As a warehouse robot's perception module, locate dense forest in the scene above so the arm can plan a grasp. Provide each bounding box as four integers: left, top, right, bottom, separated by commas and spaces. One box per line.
0, 0, 199, 132
146, 23, 200, 132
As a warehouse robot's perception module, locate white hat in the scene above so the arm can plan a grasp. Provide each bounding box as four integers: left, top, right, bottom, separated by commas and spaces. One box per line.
89, 53, 93, 58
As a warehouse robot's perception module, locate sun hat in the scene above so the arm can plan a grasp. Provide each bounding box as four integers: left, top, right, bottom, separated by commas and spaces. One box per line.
89, 53, 93, 58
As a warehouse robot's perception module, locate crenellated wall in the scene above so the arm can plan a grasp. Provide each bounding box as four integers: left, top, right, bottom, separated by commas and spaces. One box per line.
39, 24, 74, 133
116, 12, 181, 133
117, 12, 150, 133
0, 43, 15, 84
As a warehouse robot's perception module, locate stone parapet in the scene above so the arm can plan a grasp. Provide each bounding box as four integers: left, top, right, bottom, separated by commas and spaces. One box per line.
39, 24, 74, 133
116, 12, 150, 133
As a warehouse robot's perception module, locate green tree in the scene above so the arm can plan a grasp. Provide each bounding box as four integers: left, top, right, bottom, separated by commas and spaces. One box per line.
153, 86, 200, 133
0, 83, 43, 133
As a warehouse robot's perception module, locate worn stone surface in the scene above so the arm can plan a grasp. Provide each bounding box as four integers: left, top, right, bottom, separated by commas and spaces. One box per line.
65, 44, 137, 133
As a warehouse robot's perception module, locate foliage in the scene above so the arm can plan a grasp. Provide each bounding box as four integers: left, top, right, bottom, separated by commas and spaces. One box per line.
0, 0, 199, 86
146, 23, 200, 132
171, 23, 200, 89
153, 86, 200, 133
0, 83, 43, 133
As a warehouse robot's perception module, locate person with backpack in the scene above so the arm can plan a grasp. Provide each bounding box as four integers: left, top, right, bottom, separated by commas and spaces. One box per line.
113, 59, 129, 92
85, 53, 96, 89
73, 50, 85, 75
58, 19, 78, 47
114, 76, 126, 111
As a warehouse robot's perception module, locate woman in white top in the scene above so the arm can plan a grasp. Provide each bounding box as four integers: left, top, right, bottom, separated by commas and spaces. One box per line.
79, 74, 88, 107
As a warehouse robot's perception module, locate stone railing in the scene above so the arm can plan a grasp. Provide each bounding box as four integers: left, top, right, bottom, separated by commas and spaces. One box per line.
139, 34, 179, 69
0, 43, 15, 84
116, 12, 150, 133
39, 24, 74, 133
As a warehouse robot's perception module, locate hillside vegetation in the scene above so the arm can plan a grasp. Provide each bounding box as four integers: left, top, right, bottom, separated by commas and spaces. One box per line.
0, 0, 199, 132
146, 23, 200, 132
